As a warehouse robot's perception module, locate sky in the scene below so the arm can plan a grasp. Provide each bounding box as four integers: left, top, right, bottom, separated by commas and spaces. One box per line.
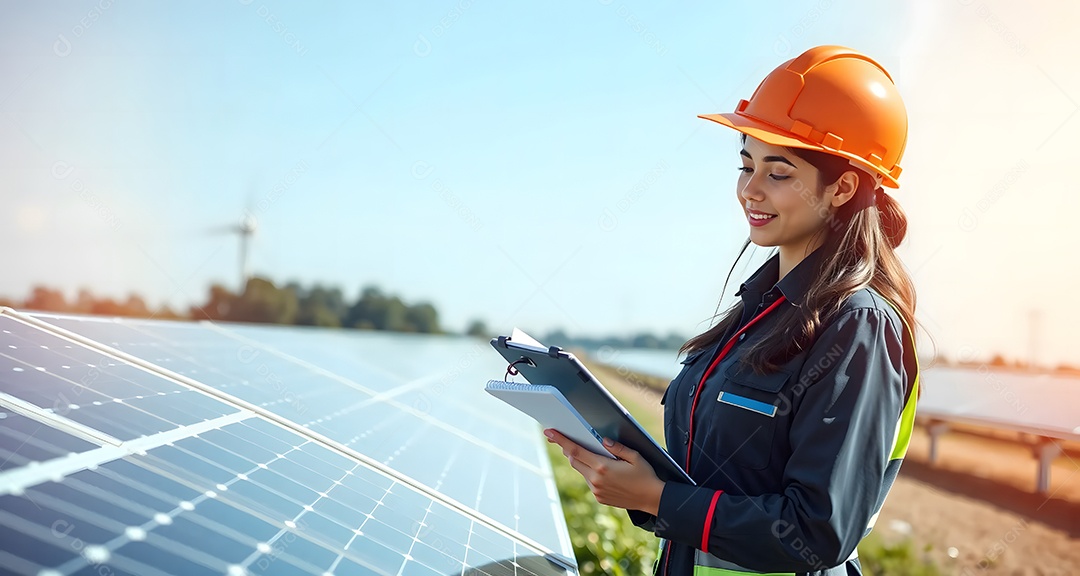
1, 1, 1078, 368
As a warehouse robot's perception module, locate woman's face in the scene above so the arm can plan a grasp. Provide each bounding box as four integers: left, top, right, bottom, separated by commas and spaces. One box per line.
736, 135, 841, 254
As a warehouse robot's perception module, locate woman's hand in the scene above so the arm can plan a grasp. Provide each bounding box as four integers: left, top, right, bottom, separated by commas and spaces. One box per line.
545, 429, 665, 516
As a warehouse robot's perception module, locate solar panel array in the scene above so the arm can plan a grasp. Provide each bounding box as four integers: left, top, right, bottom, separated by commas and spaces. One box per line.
915, 365, 1080, 441
0, 309, 576, 576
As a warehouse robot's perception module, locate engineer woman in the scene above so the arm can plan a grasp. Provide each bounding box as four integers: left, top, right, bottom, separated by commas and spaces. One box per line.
545, 45, 922, 576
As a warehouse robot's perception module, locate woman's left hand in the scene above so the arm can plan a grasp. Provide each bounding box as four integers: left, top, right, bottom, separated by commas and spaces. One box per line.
545, 429, 665, 516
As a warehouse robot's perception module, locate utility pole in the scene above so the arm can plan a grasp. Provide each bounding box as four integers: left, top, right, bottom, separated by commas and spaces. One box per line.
1028, 308, 1040, 370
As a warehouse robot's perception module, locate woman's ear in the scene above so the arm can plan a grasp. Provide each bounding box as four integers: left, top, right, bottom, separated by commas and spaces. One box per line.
828, 171, 860, 208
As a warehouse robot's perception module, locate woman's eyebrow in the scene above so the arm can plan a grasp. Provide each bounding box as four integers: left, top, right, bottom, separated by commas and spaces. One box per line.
739, 149, 797, 168
764, 155, 797, 167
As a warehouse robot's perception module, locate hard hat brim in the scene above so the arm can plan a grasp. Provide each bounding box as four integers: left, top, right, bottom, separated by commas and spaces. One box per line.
697, 112, 899, 188
698, 112, 820, 151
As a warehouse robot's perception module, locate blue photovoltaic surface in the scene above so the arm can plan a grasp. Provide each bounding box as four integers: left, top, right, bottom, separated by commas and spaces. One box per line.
0, 316, 239, 441
916, 366, 1080, 440
1, 310, 577, 575
0, 416, 568, 576
0, 409, 97, 472
32, 314, 569, 555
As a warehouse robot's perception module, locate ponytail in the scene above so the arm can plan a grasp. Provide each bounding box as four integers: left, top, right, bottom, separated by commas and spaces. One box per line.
875, 189, 907, 249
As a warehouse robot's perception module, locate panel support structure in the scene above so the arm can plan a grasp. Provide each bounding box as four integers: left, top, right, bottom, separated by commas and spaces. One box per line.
1034, 437, 1062, 495
927, 420, 950, 464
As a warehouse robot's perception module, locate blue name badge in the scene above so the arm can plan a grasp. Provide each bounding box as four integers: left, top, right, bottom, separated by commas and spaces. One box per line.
717, 391, 777, 418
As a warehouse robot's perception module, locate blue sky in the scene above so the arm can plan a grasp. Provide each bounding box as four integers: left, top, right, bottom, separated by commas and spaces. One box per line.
3, 1, 1079, 367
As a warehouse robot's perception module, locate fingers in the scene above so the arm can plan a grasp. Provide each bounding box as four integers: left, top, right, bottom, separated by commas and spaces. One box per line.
544, 428, 567, 445
545, 429, 604, 470
601, 437, 638, 463
544, 429, 577, 456
547, 430, 664, 512
566, 452, 593, 484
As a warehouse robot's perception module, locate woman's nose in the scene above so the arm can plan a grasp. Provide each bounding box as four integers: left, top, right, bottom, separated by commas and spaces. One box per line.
739, 175, 765, 202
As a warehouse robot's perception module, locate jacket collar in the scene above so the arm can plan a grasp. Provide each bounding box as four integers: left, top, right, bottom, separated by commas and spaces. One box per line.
734, 246, 827, 307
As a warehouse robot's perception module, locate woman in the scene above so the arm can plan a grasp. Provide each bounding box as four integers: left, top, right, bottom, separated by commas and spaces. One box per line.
545, 45, 922, 575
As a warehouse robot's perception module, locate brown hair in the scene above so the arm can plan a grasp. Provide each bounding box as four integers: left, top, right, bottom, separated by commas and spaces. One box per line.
679, 135, 923, 376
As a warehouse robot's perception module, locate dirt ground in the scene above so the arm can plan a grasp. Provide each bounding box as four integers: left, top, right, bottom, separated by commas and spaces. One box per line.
586, 359, 1080, 575
876, 424, 1080, 575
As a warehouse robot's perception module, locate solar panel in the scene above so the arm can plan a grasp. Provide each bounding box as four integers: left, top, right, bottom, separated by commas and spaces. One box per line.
27, 314, 568, 553
0, 310, 577, 575
0, 315, 240, 442
917, 366, 1080, 441
0, 409, 97, 472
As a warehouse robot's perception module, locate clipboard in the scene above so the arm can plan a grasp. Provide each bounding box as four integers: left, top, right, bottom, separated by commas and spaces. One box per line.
485, 380, 616, 459
490, 335, 696, 485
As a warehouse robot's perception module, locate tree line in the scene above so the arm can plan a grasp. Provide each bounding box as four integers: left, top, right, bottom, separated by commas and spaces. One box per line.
2, 279, 444, 333
541, 329, 688, 351
1, 279, 689, 348
189, 279, 442, 333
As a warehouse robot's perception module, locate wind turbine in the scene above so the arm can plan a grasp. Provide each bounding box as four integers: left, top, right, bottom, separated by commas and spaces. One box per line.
207, 211, 258, 291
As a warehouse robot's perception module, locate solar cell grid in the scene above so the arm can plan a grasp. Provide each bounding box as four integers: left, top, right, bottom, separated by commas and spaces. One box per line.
28, 316, 377, 428
0, 410, 98, 472
24, 314, 571, 555
0, 416, 570, 576
0, 316, 239, 442
223, 326, 454, 385
2, 310, 577, 575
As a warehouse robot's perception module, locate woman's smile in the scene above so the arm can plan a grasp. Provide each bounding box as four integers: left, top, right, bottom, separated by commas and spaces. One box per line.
747, 208, 777, 226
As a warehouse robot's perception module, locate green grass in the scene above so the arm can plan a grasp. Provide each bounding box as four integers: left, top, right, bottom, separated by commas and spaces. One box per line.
548, 443, 661, 575
858, 532, 947, 576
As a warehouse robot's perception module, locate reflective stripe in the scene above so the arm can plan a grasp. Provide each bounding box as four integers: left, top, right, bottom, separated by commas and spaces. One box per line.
878, 296, 920, 461
866, 510, 880, 532
693, 550, 795, 575
890, 372, 919, 460
693, 568, 794, 576
692, 546, 856, 575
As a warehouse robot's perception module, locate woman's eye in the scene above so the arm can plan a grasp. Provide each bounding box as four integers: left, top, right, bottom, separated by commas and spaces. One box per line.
738, 167, 790, 181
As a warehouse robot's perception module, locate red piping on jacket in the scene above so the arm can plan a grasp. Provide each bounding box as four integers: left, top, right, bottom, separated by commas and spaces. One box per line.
701, 489, 724, 551
684, 295, 787, 471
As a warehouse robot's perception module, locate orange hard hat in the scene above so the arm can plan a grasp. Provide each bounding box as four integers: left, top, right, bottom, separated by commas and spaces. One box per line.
699, 45, 908, 188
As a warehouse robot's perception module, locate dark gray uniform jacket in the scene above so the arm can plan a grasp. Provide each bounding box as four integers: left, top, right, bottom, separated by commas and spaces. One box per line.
629, 246, 919, 575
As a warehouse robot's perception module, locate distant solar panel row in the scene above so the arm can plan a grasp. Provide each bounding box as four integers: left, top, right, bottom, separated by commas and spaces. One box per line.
0, 309, 576, 576
915, 366, 1080, 441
